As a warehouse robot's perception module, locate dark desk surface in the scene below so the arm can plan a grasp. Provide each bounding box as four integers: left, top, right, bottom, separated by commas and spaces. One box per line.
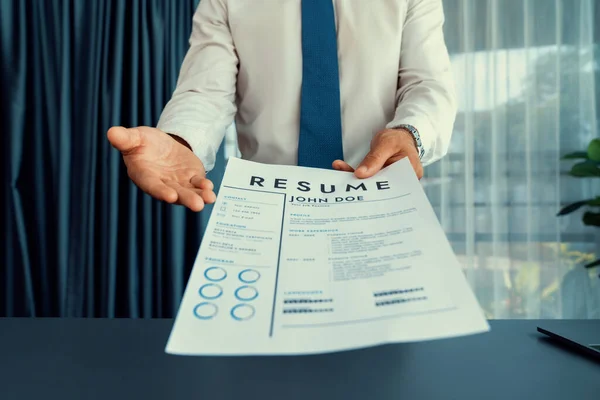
0, 319, 599, 400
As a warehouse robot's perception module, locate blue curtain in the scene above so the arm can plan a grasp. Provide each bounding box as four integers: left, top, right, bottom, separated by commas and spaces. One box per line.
1, 0, 226, 318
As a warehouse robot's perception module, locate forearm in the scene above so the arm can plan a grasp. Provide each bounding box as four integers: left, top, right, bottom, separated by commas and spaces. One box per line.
386, 0, 457, 166
158, 84, 236, 172
157, 0, 237, 172
387, 70, 457, 166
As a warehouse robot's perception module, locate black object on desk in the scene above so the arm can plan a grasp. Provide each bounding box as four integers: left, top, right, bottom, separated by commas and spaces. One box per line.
0, 319, 599, 400
537, 325, 600, 361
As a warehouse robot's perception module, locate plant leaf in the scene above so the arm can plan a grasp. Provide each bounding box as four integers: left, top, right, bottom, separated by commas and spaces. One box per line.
557, 200, 591, 216
587, 138, 600, 162
569, 161, 600, 177
588, 197, 600, 207
584, 259, 600, 269
562, 151, 589, 160
582, 211, 600, 227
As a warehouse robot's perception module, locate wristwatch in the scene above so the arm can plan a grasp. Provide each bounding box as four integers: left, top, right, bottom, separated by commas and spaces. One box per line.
394, 124, 425, 160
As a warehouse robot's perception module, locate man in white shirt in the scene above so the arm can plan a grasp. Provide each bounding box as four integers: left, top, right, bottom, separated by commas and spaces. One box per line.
107, 0, 457, 212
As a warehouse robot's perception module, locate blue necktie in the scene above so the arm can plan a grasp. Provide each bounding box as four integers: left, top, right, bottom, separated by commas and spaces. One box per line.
297, 0, 344, 169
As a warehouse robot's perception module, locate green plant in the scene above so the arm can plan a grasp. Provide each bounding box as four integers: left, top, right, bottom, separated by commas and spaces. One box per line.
557, 138, 600, 269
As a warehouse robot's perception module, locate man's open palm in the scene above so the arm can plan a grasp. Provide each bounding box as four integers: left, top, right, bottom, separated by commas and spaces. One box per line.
107, 126, 216, 212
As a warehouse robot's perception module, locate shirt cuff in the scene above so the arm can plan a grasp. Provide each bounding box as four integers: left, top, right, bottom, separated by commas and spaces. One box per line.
156, 119, 219, 173
386, 116, 436, 166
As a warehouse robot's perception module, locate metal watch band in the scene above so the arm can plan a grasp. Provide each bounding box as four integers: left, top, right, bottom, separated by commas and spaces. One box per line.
395, 124, 425, 160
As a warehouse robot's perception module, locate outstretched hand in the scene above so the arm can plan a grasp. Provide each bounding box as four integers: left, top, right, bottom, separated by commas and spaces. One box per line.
332, 128, 423, 179
107, 126, 216, 212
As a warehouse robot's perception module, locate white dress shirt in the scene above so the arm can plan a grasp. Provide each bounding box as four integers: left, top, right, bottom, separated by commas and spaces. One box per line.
157, 0, 457, 172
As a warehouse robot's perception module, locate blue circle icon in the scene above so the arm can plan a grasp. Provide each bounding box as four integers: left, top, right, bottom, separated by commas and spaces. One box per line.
238, 269, 261, 283
230, 304, 255, 321
194, 302, 218, 320
235, 285, 258, 301
199, 283, 223, 300
204, 266, 227, 282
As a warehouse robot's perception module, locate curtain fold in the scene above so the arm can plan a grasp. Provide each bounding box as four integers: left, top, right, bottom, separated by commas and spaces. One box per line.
1, 0, 226, 318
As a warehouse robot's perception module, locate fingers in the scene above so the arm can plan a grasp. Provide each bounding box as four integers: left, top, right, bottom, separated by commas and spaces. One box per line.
332, 160, 355, 172
188, 186, 216, 204
354, 146, 397, 179
199, 189, 217, 204
107, 126, 142, 154
133, 171, 215, 211
190, 175, 216, 205
135, 174, 178, 203
353, 129, 424, 179
166, 180, 216, 211
134, 172, 212, 211
408, 156, 424, 180
173, 186, 205, 212
190, 175, 214, 190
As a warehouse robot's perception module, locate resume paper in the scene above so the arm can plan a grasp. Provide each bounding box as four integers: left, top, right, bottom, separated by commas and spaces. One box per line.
166, 157, 489, 355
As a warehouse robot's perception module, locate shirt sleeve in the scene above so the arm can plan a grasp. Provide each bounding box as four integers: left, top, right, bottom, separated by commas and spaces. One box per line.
386, 0, 458, 166
157, 0, 238, 172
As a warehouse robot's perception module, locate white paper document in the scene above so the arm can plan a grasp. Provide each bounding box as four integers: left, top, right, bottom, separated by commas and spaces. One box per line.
166, 157, 489, 356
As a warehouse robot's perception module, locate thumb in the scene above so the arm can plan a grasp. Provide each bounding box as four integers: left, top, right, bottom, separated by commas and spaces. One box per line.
354, 145, 396, 178
107, 126, 142, 153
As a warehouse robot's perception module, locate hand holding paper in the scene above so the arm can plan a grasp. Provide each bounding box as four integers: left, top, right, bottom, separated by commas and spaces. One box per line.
333, 128, 424, 179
